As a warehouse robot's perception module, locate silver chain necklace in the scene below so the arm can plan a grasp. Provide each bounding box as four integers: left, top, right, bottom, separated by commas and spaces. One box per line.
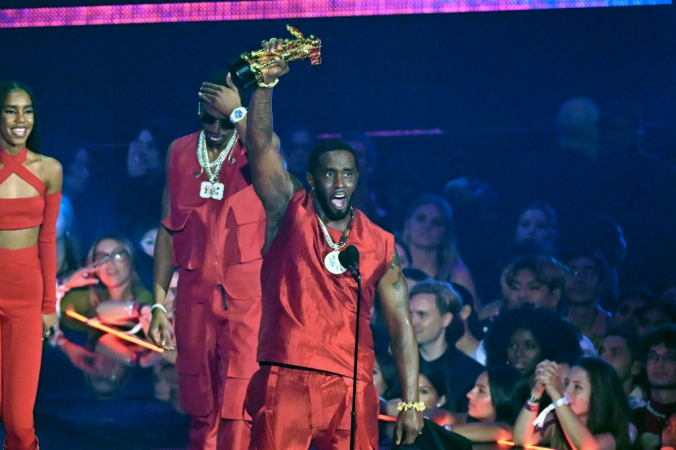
196, 130, 237, 200
316, 208, 354, 275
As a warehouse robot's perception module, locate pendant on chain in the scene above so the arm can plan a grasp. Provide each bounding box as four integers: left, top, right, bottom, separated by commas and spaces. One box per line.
324, 250, 347, 275
199, 181, 225, 200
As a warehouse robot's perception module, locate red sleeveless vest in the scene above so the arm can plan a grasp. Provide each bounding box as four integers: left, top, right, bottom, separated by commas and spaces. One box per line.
258, 190, 394, 382
162, 132, 266, 303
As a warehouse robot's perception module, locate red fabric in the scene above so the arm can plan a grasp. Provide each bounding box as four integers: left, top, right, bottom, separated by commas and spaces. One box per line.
39, 191, 61, 314
0, 246, 43, 450
258, 190, 394, 382
246, 365, 378, 450
163, 132, 265, 447
0, 148, 61, 314
0, 149, 46, 230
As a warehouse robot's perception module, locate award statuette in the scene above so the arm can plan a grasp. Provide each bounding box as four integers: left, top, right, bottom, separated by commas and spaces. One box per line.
228, 25, 321, 91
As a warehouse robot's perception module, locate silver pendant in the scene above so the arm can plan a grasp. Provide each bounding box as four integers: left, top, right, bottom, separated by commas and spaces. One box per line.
324, 250, 347, 275
199, 181, 225, 200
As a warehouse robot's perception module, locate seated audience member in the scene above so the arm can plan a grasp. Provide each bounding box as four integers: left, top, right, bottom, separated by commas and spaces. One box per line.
394, 237, 411, 270
563, 248, 614, 347
484, 304, 582, 386
56, 195, 83, 280
409, 280, 484, 412
599, 327, 648, 409
512, 201, 558, 251
480, 254, 567, 321
342, 131, 387, 224
402, 267, 430, 290
403, 194, 477, 305
452, 282, 486, 366
638, 301, 676, 337
447, 366, 530, 443
514, 357, 632, 450
634, 325, 676, 449
615, 287, 656, 333
59, 233, 153, 332
572, 214, 627, 311
374, 351, 402, 402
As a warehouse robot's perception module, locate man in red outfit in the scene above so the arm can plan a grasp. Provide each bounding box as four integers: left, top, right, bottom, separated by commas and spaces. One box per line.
149, 71, 265, 450
239, 39, 424, 449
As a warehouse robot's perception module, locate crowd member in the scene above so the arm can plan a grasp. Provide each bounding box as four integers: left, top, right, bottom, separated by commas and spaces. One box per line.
241, 41, 423, 448
614, 287, 656, 333
0, 80, 62, 450
446, 366, 530, 443
59, 233, 152, 332
148, 70, 265, 450
409, 280, 484, 412
564, 248, 614, 347
402, 193, 477, 305
598, 327, 647, 409
634, 325, 676, 449
514, 357, 632, 449
342, 131, 387, 225
449, 282, 485, 366
279, 124, 314, 184
638, 301, 676, 337
55, 198, 82, 280
512, 201, 558, 251
484, 304, 582, 385
480, 254, 567, 320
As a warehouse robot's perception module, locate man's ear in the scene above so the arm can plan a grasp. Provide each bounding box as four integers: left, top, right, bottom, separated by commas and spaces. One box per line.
306, 173, 314, 190
459, 304, 472, 321
442, 312, 453, 328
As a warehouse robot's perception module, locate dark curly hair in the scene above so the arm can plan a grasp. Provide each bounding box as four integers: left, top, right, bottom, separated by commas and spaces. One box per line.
484, 304, 582, 373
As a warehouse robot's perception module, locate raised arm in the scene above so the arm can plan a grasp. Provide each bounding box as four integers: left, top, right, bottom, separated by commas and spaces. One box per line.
244, 39, 300, 225
377, 246, 424, 444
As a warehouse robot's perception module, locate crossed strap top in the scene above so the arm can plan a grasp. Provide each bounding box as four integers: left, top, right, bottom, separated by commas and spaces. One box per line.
0, 147, 62, 314
0, 147, 46, 229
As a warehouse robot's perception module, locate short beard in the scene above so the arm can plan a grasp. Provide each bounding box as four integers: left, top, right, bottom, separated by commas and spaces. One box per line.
314, 190, 351, 221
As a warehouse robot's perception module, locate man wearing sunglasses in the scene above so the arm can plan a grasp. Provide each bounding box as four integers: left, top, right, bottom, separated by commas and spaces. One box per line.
149, 70, 265, 450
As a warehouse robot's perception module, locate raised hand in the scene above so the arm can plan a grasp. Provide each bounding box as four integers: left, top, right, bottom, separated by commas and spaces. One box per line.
199, 73, 242, 117
258, 38, 291, 84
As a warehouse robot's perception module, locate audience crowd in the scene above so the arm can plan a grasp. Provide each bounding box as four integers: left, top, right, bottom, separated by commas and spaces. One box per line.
50, 96, 676, 449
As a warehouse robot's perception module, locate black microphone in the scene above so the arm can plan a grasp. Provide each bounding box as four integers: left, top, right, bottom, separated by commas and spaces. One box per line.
339, 245, 360, 280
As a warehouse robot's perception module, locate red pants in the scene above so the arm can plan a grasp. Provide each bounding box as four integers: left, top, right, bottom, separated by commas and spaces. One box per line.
245, 365, 378, 450
0, 246, 42, 450
175, 289, 258, 450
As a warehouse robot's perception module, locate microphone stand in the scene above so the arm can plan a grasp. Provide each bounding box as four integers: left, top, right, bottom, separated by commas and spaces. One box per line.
348, 266, 361, 450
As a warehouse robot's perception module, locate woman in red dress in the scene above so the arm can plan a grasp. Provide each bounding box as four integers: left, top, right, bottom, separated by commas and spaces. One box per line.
0, 81, 62, 450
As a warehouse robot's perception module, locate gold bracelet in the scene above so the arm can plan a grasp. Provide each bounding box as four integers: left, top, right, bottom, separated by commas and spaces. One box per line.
257, 78, 279, 89
397, 401, 426, 412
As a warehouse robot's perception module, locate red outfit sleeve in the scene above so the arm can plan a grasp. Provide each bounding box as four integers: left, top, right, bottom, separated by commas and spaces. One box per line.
39, 191, 62, 314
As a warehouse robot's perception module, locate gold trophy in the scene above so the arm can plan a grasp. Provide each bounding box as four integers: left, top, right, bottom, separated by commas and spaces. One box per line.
228, 25, 321, 90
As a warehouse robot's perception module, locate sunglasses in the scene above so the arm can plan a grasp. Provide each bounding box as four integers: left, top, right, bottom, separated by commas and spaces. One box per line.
198, 103, 233, 129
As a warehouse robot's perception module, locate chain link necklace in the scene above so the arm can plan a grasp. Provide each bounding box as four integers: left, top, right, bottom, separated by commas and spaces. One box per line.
196, 130, 238, 200
316, 207, 354, 275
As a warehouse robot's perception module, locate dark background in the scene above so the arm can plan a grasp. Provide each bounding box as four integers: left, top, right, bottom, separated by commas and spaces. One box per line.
1, 3, 674, 292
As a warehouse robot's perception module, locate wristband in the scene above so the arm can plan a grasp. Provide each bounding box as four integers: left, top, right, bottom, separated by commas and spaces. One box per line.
524, 401, 539, 412
151, 303, 168, 315
257, 78, 279, 89
533, 395, 569, 428
397, 401, 426, 412
528, 394, 541, 404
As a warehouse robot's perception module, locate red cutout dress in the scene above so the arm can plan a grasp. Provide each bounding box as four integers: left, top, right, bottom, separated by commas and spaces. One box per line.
0, 147, 61, 450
